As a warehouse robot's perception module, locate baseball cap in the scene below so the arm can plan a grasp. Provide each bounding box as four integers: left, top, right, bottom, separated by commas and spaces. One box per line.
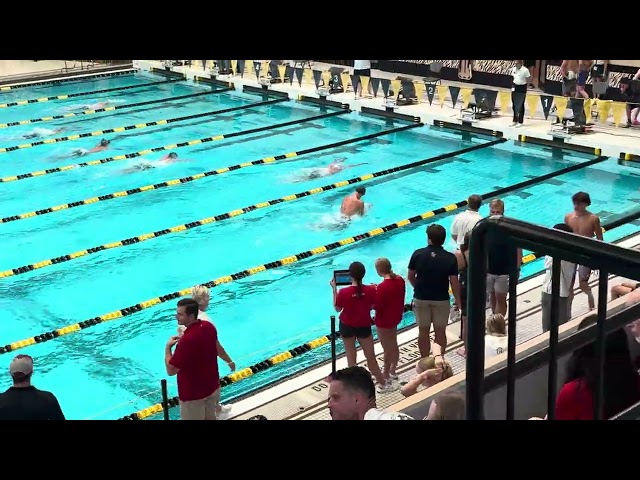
9, 354, 33, 378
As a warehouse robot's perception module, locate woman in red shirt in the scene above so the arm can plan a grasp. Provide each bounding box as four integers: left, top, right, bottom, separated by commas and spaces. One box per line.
373, 258, 406, 388
331, 261, 386, 389
555, 314, 640, 420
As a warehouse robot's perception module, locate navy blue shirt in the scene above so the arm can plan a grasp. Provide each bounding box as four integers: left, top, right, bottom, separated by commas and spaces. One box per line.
408, 245, 458, 301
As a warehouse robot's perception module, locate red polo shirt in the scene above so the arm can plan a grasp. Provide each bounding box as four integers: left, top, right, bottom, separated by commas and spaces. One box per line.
336, 285, 376, 328
374, 276, 406, 329
169, 320, 220, 402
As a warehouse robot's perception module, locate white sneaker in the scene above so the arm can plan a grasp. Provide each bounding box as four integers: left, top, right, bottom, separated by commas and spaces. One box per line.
515, 124, 522, 128
510, 122, 517, 127
376, 381, 399, 394
217, 404, 232, 420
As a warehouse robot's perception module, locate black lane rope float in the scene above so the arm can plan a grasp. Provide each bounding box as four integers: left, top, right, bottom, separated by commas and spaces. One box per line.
0, 109, 350, 225
0, 96, 312, 183
0, 87, 231, 129
0, 130, 501, 280
0, 93, 287, 155
0, 69, 136, 92
0, 77, 184, 109
0, 154, 609, 356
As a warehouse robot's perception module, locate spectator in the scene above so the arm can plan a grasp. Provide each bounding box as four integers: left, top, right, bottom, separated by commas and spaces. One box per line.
485, 313, 508, 358
487, 199, 521, 317
0, 354, 65, 420
331, 262, 388, 391
541, 224, 577, 333
408, 224, 461, 357
327, 366, 414, 420
424, 391, 466, 420
611, 281, 640, 300
555, 314, 640, 420
165, 298, 234, 420
373, 257, 406, 385
178, 285, 234, 419
454, 232, 471, 357
451, 194, 482, 249
400, 342, 453, 397
510, 60, 531, 127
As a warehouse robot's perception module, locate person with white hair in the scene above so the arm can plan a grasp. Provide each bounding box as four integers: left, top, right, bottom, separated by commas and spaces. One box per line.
0, 354, 65, 420
177, 285, 235, 419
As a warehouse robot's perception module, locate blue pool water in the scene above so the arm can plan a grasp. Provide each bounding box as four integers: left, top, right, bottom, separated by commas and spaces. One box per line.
0, 71, 639, 420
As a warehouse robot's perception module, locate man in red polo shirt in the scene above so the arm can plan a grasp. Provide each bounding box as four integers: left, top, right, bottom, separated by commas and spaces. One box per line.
165, 298, 222, 420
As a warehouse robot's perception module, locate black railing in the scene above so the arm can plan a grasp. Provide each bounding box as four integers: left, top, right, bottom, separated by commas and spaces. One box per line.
465, 215, 640, 420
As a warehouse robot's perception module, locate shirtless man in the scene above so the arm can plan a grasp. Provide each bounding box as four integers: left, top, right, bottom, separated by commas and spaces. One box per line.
560, 60, 579, 97
340, 186, 367, 218
23, 127, 65, 139
297, 158, 367, 182
564, 191, 603, 312
121, 152, 183, 174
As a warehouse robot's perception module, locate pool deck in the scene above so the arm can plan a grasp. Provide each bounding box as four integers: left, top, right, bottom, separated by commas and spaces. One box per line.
0, 60, 134, 87
136, 60, 640, 159
3, 60, 638, 420
227, 235, 640, 421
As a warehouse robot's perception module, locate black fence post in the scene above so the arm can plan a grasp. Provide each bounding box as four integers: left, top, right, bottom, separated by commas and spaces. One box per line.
330, 315, 337, 374
161, 379, 170, 421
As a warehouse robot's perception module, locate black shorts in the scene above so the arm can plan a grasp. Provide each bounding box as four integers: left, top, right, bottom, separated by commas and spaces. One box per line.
354, 68, 371, 77
339, 322, 372, 339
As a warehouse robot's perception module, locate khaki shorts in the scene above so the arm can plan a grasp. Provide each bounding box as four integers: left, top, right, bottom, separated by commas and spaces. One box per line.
487, 274, 509, 295
413, 299, 450, 331
179, 388, 220, 420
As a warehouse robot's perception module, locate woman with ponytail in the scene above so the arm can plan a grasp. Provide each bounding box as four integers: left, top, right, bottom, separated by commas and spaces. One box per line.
331, 261, 387, 391
373, 258, 406, 391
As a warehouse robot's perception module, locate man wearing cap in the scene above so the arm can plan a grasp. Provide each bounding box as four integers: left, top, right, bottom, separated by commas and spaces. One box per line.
0, 355, 65, 420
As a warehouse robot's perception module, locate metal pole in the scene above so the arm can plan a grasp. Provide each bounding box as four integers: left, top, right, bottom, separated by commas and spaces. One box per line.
330, 315, 337, 374
466, 219, 490, 420
161, 379, 170, 421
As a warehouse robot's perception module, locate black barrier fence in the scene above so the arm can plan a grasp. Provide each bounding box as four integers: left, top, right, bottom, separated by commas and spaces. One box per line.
466, 216, 640, 420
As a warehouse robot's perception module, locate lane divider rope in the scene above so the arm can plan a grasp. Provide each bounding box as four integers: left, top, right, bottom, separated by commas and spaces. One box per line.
0, 96, 311, 183
0, 77, 183, 109
0, 108, 349, 225
0, 88, 281, 154
1, 130, 501, 280
0, 87, 231, 129
0, 69, 136, 92
0, 154, 609, 355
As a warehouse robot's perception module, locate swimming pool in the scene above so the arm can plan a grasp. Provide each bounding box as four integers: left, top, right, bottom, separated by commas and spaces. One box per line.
1, 70, 639, 420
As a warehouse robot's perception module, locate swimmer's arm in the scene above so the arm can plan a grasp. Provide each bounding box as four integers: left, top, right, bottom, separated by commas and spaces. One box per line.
594, 216, 603, 241
563, 213, 572, 228
358, 201, 365, 216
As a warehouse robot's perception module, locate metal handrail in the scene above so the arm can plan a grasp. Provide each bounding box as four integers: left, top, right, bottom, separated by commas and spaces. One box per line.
465, 215, 640, 420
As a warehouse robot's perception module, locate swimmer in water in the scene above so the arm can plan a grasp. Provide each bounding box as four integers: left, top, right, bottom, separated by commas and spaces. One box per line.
340, 186, 367, 218
293, 158, 367, 182
23, 127, 66, 139
120, 152, 184, 174
75, 101, 114, 111
71, 138, 111, 157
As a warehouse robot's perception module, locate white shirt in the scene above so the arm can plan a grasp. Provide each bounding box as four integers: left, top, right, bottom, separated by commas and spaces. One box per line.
542, 256, 576, 297
485, 335, 508, 359
364, 408, 414, 420
594, 60, 605, 65
451, 210, 482, 247
354, 60, 371, 70
511, 65, 531, 85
